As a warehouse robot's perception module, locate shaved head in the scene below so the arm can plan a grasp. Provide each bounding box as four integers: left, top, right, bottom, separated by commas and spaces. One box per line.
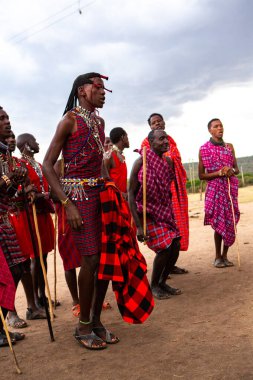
16, 133, 34, 152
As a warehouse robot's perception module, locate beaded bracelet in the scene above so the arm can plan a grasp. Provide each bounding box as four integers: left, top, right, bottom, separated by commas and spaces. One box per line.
1, 174, 11, 186
60, 197, 70, 207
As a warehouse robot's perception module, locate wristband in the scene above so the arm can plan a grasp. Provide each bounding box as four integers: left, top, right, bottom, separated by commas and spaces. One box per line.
1, 175, 11, 186
60, 197, 70, 207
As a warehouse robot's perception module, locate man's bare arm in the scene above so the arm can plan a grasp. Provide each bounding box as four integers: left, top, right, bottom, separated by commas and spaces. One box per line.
42, 113, 83, 230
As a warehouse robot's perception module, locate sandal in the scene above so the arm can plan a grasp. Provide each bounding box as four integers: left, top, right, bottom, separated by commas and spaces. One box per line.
213, 258, 226, 268
2, 330, 25, 341
73, 328, 107, 350
72, 304, 80, 318
171, 266, 189, 275
26, 308, 47, 320
223, 259, 234, 267
0, 332, 15, 347
36, 297, 61, 308
7, 314, 28, 329
93, 327, 119, 344
151, 286, 171, 300
160, 283, 182, 295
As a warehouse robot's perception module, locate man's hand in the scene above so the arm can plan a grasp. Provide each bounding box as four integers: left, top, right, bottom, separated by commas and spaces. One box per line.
221, 166, 235, 177
65, 202, 83, 230
9, 167, 27, 184
136, 226, 149, 243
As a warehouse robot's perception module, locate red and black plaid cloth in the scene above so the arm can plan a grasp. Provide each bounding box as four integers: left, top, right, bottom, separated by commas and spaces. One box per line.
98, 183, 154, 324
0, 246, 15, 311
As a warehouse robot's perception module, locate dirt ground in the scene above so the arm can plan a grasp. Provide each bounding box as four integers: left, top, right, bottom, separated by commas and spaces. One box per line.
1, 186, 253, 380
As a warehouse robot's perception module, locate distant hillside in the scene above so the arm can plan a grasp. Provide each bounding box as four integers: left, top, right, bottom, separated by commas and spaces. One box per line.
183, 155, 253, 179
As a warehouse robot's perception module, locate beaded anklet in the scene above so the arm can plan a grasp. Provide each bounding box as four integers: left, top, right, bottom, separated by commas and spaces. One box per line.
79, 320, 92, 325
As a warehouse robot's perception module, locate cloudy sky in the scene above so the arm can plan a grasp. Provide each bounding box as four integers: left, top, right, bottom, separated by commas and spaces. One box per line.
1, 0, 253, 172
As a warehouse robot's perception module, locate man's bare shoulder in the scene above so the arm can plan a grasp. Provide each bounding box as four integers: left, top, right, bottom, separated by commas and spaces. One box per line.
62, 111, 76, 124
56, 111, 76, 135
132, 156, 142, 170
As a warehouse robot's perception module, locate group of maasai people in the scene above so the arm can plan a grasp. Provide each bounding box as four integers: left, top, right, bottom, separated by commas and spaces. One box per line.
0, 121, 55, 347
0, 72, 239, 351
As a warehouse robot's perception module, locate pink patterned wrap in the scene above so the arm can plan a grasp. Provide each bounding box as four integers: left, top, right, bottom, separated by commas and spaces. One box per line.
200, 141, 240, 246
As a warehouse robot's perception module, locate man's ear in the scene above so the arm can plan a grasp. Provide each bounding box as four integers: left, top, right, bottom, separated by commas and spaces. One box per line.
78, 85, 86, 97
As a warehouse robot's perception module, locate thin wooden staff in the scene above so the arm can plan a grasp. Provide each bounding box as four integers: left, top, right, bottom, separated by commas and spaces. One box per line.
32, 204, 55, 324
227, 177, 241, 269
22, 187, 54, 341
143, 146, 147, 240
53, 210, 58, 310
0, 307, 22, 374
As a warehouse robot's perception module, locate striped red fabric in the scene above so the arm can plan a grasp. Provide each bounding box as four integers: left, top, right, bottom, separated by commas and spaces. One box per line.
0, 214, 25, 268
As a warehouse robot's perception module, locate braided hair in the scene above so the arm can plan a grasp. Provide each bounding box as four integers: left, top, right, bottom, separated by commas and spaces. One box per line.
63, 72, 109, 115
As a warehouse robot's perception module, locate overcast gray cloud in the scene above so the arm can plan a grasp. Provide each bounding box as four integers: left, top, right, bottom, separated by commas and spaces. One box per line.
1, 0, 253, 167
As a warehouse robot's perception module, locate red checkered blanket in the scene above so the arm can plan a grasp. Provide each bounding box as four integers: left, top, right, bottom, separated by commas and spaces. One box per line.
98, 183, 154, 324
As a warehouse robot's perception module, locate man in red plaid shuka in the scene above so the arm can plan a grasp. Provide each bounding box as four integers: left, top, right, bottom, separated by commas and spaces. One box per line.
129, 129, 182, 300
141, 113, 189, 275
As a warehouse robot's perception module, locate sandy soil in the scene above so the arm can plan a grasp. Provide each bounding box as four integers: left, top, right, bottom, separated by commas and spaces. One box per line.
1, 186, 253, 380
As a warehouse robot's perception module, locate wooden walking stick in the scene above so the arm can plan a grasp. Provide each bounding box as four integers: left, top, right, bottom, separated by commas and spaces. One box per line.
0, 307, 22, 374
227, 177, 241, 269
22, 186, 54, 341
143, 146, 147, 239
32, 203, 55, 323
53, 211, 58, 310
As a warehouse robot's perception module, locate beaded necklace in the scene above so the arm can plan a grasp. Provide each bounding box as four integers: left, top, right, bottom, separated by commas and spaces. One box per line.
112, 145, 125, 163
74, 106, 105, 155
0, 151, 16, 174
22, 154, 45, 193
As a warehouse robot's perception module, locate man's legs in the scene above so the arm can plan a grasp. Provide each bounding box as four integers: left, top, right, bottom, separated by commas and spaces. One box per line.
91, 279, 119, 344
32, 254, 48, 307
159, 239, 182, 295
0, 263, 25, 345
151, 249, 171, 299
8, 259, 46, 327
65, 268, 79, 306
75, 254, 106, 349
214, 232, 226, 267
221, 244, 233, 266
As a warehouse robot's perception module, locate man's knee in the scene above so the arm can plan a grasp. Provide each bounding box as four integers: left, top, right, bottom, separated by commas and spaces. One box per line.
81, 254, 100, 273
172, 238, 181, 252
